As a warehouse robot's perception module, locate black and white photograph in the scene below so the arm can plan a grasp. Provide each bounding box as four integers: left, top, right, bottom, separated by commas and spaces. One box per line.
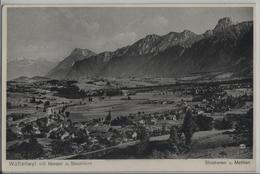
1, 3, 258, 172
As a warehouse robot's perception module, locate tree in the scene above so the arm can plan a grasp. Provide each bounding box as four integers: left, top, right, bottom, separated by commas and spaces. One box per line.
168, 126, 179, 153
65, 111, 70, 118
43, 101, 50, 112
138, 126, 149, 142
182, 107, 196, 146
30, 97, 36, 103
44, 101, 50, 107
233, 108, 253, 146
137, 126, 150, 154
105, 111, 112, 124
162, 123, 167, 135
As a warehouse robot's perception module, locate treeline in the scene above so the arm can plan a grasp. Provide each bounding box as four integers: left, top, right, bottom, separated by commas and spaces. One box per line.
50, 83, 123, 99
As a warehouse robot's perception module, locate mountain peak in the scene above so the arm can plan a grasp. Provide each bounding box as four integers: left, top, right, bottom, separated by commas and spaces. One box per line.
213, 17, 233, 32
180, 29, 196, 38
71, 48, 96, 57
217, 17, 233, 26
165, 32, 178, 36
47, 48, 96, 79
181, 29, 193, 34
143, 34, 160, 41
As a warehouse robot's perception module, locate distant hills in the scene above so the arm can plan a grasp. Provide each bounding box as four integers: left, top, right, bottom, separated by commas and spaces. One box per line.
11, 75, 50, 82
7, 58, 57, 80
47, 17, 253, 80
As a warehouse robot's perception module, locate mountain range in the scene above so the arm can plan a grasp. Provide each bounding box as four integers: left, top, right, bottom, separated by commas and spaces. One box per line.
47, 17, 253, 80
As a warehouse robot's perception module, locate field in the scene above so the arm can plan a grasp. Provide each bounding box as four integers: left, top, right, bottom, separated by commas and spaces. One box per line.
68, 91, 190, 121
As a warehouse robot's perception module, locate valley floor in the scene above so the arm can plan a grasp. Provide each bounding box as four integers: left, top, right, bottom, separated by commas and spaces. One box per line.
6, 77, 253, 159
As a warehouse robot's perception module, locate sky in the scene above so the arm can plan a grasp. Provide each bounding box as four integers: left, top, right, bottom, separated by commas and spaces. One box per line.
7, 7, 253, 62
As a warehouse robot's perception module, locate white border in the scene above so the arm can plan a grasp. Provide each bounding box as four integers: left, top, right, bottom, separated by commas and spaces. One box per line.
1, 2, 259, 173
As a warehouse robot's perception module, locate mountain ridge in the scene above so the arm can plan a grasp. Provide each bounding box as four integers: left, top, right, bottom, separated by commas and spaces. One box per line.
47, 17, 253, 80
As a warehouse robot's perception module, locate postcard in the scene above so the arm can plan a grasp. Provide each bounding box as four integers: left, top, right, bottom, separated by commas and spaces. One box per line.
1, 2, 258, 173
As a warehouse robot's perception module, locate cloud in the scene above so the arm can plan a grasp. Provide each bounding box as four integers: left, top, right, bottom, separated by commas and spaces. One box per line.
88, 32, 138, 52
111, 32, 138, 47
93, 16, 168, 51
96, 32, 138, 51
144, 16, 169, 28
126, 15, 169, 36
72, 19, 100, 33
10, 42, 67, 61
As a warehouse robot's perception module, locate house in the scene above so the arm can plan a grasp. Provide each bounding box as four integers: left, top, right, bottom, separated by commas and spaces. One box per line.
138, 120, 145, 125
132, 132, 137, 140
61, 131, 70, 140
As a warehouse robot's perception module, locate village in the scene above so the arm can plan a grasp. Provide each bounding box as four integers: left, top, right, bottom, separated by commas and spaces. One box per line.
6, 77, 253, 159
